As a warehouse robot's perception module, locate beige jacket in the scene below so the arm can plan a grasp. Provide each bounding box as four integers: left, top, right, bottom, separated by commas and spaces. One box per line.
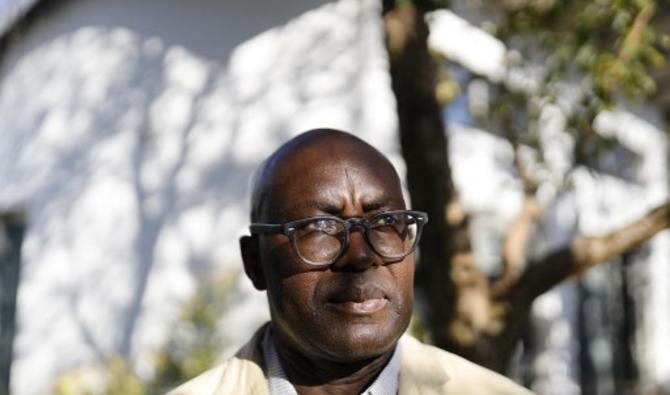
168, 325, 534, 395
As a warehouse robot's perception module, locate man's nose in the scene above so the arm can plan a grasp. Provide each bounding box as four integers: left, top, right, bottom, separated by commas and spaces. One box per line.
331, 229, 382, 271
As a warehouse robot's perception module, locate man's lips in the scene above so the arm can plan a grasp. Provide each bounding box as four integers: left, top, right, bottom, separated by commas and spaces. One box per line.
328, 298, 388, 315
326, 284, 390, 315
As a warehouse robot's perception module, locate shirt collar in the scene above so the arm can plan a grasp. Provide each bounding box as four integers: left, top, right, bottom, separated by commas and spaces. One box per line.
261, 326, 400, 395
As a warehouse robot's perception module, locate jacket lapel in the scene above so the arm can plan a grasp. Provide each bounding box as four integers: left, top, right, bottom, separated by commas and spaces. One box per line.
213, 324, 270, 395
398, 335, 450, 395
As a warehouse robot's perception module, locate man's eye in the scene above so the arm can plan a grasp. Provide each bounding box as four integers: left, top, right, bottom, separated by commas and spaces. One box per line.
376, 214, 399, 225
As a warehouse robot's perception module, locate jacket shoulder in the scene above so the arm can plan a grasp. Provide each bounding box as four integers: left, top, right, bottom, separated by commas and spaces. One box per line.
400, 335, 535, 395
165, 325, 269, 395
166, 362, 228, 395
165, 355, 268, 395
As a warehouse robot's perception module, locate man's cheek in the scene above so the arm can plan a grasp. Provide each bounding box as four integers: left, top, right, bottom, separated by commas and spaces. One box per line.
280, 278, 317, 314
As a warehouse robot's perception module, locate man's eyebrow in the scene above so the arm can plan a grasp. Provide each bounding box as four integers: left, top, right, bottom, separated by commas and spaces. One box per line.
361, 200, 386, 213
282, 200, 343, 217
274, 198, 396, 221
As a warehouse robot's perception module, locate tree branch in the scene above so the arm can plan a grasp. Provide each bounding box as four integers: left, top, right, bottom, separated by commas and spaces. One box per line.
491, 196, 541, 296
511, 201, 670, 303
492, 91, 544, 297
618, 2, 656, 63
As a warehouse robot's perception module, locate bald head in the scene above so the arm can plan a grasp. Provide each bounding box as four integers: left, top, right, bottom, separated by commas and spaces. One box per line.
240, 128, 416, 367
250, 129, 404, 222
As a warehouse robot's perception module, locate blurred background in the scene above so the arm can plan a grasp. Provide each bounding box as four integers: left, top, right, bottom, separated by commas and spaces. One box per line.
0, 0, 668, 394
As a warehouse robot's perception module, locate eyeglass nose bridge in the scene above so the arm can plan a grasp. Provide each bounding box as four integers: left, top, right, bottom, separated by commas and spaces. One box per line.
342, 217, 370, 233
338, 217, 377, 258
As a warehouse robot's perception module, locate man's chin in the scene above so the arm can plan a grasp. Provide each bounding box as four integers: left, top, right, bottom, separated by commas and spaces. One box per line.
312, 324, 401, 362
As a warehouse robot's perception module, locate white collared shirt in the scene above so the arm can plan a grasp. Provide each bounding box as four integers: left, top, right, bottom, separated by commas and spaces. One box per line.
262, 326, 400, 395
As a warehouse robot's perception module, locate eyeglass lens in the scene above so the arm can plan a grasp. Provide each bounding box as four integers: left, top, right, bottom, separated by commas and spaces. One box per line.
292, 212, 420, 265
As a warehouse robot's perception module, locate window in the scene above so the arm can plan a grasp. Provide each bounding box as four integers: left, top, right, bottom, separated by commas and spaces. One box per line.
0, 212, 25, 395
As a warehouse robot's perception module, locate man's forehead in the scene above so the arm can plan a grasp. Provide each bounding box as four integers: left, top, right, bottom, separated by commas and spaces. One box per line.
267, 155, 403, 215
250, 129, 403, 221
272, 154, 395, 185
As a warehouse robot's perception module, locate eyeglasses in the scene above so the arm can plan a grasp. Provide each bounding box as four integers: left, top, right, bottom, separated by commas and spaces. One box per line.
249, 210, 428, 266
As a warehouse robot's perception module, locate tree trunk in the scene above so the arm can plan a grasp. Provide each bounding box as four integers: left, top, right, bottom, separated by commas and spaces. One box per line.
382, 0, 455, 343
382, 0, 670, 373
382, 0, 507, 369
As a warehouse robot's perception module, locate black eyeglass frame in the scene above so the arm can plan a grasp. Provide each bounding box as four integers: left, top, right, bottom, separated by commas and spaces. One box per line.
249, 210, 428, 266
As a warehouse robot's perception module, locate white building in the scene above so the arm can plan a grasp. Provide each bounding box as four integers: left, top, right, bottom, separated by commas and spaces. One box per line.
0, 1, 402, 393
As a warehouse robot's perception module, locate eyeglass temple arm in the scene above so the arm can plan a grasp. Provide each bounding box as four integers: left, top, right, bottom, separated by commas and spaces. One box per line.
249, 223, 285, 234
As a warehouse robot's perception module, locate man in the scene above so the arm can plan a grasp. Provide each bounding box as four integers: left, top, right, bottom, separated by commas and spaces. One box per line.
169, 129, 534, 394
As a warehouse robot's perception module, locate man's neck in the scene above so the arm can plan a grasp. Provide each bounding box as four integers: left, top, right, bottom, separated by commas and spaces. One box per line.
273, 334, 395, 395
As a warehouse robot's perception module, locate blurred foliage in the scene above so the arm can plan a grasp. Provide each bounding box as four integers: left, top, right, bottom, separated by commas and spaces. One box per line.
438, 0, 670, 175
53, 271, 238, 395
495, 0, 668, 101
498, 0, 669, 170
149, 272, 237, 392
409, 313, 430, 343
54, 357, 143, 395
390, 0, 451, 10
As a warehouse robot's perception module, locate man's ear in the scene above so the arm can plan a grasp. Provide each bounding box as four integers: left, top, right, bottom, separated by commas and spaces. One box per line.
240, 235, 267, 290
